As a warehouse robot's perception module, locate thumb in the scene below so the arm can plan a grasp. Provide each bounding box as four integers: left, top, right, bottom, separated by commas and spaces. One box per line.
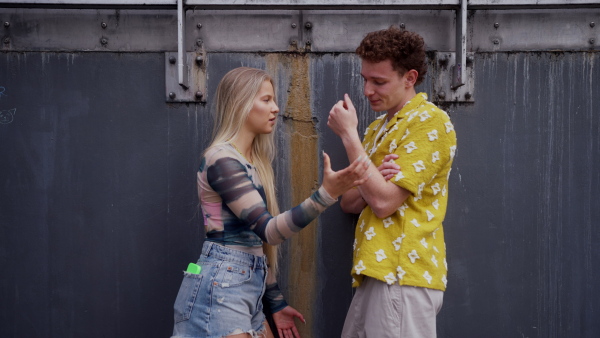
322, 151, 332, 172
344, 93, 355, 111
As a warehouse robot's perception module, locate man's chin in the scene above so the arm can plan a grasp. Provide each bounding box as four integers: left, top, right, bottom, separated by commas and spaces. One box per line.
370, 104, 385, 112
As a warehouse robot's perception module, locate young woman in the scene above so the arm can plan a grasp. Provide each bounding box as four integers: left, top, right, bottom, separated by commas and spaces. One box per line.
171, 67, 371, 338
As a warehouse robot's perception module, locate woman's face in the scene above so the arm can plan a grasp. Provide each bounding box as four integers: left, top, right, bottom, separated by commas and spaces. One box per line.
245, 80, 279, 135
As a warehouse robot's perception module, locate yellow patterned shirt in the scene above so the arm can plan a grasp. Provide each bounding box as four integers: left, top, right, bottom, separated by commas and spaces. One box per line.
351, 93, 457, 291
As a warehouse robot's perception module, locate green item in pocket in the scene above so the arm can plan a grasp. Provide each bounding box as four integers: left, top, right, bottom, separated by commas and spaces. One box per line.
186, 263, 201, 274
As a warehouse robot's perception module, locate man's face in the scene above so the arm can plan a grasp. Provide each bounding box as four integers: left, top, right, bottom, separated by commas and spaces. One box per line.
361, 59, 411, 115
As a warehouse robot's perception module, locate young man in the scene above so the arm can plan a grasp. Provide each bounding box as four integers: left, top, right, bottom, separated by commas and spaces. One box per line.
327, 27, 457, 337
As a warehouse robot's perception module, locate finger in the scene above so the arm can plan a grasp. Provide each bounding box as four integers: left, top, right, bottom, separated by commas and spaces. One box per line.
344, 93, 355, 112
279, 329, 284, 338
323, 151, 332, 173
383, 153, 399, 163
353, 172, 372, 186
292, 326, 301, 338
295, 312, 306, 323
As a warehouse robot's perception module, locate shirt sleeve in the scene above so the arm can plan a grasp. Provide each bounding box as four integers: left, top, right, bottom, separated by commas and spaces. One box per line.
391, 110, 456, 195
206, 155, 337, 245
262, 270, 288, 313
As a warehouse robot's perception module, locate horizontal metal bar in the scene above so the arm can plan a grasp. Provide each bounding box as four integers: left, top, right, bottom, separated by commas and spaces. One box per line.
469, 0, 600, 10
2, 0, 599, 10
0, 0, 176, 9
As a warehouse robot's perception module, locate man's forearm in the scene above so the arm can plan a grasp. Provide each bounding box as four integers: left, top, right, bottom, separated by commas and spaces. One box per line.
340, 130, 409, 218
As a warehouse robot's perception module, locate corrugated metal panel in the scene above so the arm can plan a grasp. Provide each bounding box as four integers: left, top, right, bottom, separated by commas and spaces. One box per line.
1, 5, 599, 338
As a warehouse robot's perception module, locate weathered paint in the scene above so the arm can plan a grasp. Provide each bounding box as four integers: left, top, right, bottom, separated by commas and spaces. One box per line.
267, 52, 319, 337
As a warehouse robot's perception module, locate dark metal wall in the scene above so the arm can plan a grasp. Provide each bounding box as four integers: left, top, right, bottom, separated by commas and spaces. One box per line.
1, 7, 600, 338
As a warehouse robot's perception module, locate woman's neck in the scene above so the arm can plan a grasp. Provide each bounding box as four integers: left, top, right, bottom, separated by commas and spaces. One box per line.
231, 132, 254, 162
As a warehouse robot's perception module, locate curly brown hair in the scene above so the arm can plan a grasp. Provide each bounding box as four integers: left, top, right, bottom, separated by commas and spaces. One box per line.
356, 26, 427, 85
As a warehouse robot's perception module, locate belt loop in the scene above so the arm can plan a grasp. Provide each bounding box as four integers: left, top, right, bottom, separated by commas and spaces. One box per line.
204, 241, 214, 256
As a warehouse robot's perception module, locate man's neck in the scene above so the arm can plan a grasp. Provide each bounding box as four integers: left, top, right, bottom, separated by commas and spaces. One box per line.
386, 90, 417, 121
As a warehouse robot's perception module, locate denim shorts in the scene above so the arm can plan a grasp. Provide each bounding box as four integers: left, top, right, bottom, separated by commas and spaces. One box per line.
171, 241, 269, 338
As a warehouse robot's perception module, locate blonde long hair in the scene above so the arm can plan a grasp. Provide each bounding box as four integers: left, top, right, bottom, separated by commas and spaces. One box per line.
207, 67, 280, 273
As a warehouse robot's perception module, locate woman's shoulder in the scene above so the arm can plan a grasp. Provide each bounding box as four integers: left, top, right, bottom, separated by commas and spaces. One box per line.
203, 143, 241, 166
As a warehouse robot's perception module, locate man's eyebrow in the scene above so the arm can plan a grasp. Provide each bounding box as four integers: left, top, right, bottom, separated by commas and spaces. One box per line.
361, 74, 388, 80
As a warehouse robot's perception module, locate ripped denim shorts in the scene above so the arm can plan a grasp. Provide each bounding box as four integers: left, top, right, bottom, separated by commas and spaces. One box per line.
171, 241, 268, 338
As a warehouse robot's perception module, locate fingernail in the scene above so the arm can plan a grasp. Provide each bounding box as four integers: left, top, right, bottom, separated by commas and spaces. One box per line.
356, 155, 363, 162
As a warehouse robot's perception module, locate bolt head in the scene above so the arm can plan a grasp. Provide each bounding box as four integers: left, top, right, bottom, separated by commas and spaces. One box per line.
169, 56, 176, 64
305, 22, 312, 29
494, 22, 500, 28
591, 22, 595, 28
100, 37, 108, 45
291, 23, 297, 28
438, 91, 446, 99
493, 39, 500, 45
3, 22, 9, 28
195, 91, 203, 99
196, 39, 203, 47
3, 37, 9, 44
169, 92, 176, 100
590, 38, 596, 45
400, 23, 406, 29
101, 22, 107, 29
465, 92, 472, 100
197, 23, 202, 29
195, 55, 203, 65
305, 40, 311, 45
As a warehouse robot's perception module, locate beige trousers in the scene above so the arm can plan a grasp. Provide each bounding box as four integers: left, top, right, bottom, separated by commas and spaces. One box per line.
341, 276, 444, 338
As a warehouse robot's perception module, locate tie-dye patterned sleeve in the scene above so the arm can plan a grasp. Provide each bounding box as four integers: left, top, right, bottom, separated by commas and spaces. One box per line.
206, 155, 336, 245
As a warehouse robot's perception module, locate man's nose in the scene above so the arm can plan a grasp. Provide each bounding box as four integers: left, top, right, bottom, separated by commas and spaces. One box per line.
364, 82, 374, 96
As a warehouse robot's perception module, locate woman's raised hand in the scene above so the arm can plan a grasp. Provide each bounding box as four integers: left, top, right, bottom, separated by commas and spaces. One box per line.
321, 152, 371, 199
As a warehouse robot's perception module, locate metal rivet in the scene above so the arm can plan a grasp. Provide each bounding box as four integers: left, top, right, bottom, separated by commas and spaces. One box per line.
101, 22, 107, 29
590, 22, 595, 28
291, 23, 297, 28
494, 22, 500, 29
195, 91, 203, 99
196, 39, 203, 47
305, 40, 311, 45
400, 23, 406, 29
493, 39, 500, 45
169, 92, 176, 100
3, 37, 9, 44
290, 39, 298, 45
590, 38, 596, 45
196, 23, 202, 29
195, 55, 203, 66
100, 37, 108, 45
169, 56, 176, 64
3, 22, 9, 28
466, 55, 474, 65
465, 92, 472, 100
438, 91, 446, 99
305, 22, 312, 29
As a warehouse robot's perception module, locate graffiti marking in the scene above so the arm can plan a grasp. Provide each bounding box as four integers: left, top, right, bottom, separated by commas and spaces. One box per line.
0, 108, 16, 124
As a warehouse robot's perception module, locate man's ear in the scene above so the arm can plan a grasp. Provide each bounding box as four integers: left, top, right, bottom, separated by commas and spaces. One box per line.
405, 69, 418, 87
